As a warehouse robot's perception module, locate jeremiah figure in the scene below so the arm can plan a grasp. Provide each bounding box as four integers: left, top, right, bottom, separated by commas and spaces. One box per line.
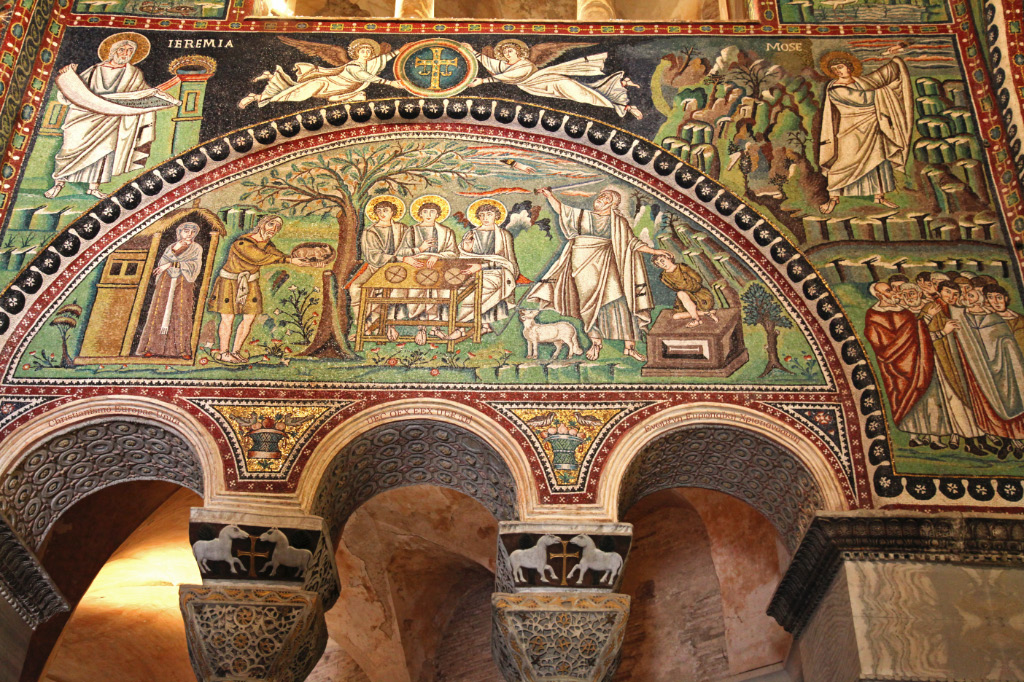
46, 37, 168, 200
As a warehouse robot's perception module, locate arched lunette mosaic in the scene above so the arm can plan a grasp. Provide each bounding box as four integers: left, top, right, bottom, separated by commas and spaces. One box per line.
0, 94, 983, 503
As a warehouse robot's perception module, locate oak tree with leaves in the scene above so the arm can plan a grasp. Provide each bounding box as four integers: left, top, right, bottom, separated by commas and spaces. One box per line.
240, 141, 488, 358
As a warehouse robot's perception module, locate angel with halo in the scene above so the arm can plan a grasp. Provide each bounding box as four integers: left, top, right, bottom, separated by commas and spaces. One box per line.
238, 37, 400, 109
460, 39, 644, 119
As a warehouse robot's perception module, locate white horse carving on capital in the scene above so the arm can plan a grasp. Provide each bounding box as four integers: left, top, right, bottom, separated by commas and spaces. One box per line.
259, 528, 313, 578
509, 534, 560, 583
567, 534, 623, 585
192, 524, 248, 573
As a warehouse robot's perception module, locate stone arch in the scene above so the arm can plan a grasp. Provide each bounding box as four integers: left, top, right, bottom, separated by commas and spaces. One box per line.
0, 98, 886, 499
601, 404, 848, 553
308, 417, 521, 542
0, 397, 215, 551
298, 399, 535, 519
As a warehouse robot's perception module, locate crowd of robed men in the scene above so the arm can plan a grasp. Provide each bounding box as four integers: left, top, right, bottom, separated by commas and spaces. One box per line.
865, 271, 1024, 459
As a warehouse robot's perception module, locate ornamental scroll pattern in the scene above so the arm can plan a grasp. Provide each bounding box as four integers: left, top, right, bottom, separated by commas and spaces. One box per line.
179, 586, 327, 682
0, 511, 67, 629
0, 420, 204, 551
311, 420, 519, 540
617, 425, 824, 553
491, 593, 630, 682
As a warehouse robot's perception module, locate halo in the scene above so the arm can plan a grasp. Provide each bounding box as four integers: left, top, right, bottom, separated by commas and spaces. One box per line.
411, 195, 451, 223
347, 38, 381, 60
98, 32, 151, 65
467, 199, 507, 228
365, 195, 406, 222
818, 50, 862, 78
495, 39, 529, 59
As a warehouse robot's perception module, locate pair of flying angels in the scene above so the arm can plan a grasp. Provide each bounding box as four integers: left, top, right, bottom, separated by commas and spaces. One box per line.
238, 36, 643, 120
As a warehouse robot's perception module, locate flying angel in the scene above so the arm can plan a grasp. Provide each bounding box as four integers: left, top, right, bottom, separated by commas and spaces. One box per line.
460, 40, 644, 119
239, 36, 399, 109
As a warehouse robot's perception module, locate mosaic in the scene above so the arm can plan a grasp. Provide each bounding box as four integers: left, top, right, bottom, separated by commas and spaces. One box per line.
0, 1, 1020, 510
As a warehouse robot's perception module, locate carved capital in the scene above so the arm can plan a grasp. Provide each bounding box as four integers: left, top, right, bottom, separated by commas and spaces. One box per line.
492, 592, 630, 682
179, 585, 327, 682
498, 522, 632, 593
768, 512, 1024, 636
0, 512, 67, 629
189, 509, 340, 610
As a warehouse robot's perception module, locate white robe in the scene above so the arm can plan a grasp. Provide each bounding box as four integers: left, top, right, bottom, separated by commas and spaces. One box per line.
254, 54, 393, 106
53, 62, 157, 184
404, 222, 458, 321
457, 226, 518, 323
528, 204, 653, 340
951, 307, 1024, 421
477, 52, 632, 117
819, 58, 913, 197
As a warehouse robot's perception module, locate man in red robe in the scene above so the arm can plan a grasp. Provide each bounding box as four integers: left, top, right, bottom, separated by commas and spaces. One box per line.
864, 282, 949, 448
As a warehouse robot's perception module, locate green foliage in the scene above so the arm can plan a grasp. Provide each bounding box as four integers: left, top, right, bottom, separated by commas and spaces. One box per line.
741, 283, 792, 328
273, 286, 320, 344
239, 140, 490, 215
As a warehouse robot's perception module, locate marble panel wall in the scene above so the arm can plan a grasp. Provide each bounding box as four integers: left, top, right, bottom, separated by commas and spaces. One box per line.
800, 561, 1024, 681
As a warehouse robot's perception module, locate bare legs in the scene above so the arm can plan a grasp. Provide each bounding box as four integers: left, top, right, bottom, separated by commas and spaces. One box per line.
216, 313, 256, 363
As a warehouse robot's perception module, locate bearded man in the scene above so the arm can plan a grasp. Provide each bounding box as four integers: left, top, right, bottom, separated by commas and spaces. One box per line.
864, 281, 949, 449
45, 34, 175, 199
528, 186, 671, 362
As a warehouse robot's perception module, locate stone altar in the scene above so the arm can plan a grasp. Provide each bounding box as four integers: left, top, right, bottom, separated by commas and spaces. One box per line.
641, 308, 748, 377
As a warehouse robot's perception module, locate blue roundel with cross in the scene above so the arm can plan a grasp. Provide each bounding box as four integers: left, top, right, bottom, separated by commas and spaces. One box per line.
394, 39, 479, 97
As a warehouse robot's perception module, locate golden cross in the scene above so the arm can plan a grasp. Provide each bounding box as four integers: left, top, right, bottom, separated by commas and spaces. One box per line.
415, 47, 458, 90
236, 535, 270, 578
549, 540, 580, 587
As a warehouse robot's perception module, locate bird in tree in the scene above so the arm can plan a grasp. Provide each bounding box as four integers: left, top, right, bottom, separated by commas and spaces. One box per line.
740, 282, 793, 377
